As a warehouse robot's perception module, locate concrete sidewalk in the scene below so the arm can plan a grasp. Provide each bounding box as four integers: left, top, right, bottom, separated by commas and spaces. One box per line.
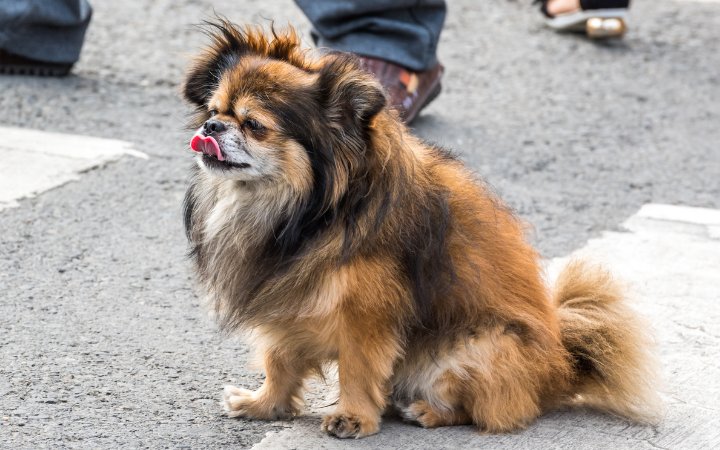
0, 127, 146, 212
248, 204, 720, 449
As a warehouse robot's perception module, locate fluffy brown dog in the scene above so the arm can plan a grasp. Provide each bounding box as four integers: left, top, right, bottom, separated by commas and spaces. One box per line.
182, 21, 660, 439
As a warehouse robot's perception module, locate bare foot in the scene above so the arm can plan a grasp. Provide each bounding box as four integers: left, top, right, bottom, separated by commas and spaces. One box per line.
547, 0, 581, 15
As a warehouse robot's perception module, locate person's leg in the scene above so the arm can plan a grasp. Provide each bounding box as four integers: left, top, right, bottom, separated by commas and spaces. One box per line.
295, 0, 445, 73
0, 0, 92, 73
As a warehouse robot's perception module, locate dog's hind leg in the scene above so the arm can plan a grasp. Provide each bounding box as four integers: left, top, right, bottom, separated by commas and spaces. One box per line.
395, 368, 472, 428
398, 324, 570, 433
401, 399, 472, 428
459, 327, 570, 433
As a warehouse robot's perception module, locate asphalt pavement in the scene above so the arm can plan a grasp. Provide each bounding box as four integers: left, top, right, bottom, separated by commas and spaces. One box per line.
1, 0, 719, 448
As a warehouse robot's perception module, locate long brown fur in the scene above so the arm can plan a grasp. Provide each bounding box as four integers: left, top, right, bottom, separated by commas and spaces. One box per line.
182, 21, 661, 438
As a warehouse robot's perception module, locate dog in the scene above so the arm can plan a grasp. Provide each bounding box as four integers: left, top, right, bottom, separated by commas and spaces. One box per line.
181, 21, 660, 439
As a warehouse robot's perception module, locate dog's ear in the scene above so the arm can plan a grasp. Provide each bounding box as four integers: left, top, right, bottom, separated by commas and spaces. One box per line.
317, 54, 387, 128
183, 21, 243, 108
183, 21, 305, 107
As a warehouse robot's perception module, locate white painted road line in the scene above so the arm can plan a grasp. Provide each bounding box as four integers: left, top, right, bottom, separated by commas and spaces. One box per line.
0, 127, 147, 211
251, 204, 720, 449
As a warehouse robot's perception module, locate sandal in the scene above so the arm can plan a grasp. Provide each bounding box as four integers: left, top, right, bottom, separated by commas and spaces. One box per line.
537, 0, 630, 38
356, 56, 444, 124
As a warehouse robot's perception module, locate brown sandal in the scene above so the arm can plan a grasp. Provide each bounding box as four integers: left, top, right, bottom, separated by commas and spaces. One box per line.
357, 56, 444, 124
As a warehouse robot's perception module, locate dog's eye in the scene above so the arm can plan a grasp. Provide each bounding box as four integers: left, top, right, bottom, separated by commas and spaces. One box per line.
208, 109, 218, 117
243, 119, 264, 132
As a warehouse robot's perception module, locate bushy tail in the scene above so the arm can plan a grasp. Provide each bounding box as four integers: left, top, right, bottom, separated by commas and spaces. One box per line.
554, 260, 662, 423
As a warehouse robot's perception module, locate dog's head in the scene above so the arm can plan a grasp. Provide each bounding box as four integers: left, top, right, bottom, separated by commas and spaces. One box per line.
183, 21, 387, 188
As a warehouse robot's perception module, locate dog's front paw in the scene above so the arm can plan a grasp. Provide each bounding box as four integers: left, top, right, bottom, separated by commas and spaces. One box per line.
321, 412, 380, 439
222, 385, 256, 418
221, 385, 298, 420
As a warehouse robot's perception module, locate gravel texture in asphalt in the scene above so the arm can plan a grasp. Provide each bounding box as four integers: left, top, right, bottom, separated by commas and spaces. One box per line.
0, 0, 718, 448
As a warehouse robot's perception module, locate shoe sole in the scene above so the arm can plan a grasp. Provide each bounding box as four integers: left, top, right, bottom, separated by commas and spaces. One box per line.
0, 64, 72, 76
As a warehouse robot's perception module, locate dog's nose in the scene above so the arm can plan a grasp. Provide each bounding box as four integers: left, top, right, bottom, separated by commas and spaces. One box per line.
203, 119, 227, 135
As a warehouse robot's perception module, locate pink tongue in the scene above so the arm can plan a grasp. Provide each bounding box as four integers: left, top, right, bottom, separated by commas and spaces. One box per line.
190, 133, 224, 161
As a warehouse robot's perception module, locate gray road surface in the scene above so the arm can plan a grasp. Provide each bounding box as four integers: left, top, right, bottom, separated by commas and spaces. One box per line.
1, 0, 719, 448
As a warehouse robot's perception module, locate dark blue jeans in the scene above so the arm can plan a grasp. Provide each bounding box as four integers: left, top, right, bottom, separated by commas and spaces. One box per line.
0, 0, 92, 64
295, 0, 446, 72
